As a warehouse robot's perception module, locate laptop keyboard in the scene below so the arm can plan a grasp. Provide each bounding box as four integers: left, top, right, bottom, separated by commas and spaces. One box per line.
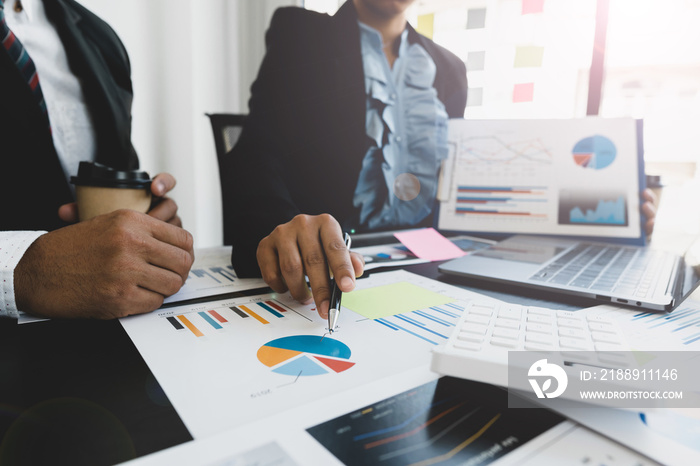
529, 243, 665, 298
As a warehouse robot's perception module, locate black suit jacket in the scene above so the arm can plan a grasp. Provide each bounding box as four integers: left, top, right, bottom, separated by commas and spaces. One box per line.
0, 0, 138, 231
222, 1, 467, 275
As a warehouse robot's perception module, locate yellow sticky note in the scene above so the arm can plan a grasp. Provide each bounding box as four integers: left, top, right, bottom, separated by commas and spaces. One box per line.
417, 14, 434, 39
514, 46, 544, 68
342, 282, 455, 320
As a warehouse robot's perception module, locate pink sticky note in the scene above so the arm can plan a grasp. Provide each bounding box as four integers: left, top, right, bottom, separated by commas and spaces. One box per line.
522, 0, 545, 15
394, 228, 466, 262
513, 82, 535, 103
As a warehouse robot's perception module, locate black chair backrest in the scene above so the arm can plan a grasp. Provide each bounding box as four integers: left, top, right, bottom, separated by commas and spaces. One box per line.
205, 113, 247, 245
206, 113, 247, 162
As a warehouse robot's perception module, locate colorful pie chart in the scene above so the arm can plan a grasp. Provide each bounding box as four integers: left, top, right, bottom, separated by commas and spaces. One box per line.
572, 135, 616, 170
257, 335, 355, 376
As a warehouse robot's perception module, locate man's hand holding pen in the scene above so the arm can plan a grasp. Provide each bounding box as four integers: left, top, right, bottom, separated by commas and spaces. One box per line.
256, 214, 364, 321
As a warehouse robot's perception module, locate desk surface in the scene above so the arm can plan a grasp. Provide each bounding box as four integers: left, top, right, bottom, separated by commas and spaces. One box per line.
0, 318, 191, 465
0, 257, 616, 465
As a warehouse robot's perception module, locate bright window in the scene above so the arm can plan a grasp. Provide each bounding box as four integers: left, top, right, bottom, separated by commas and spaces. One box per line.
303, 0, 700, 170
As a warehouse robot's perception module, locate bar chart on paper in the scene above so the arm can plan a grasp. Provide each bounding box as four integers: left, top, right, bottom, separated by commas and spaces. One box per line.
454, 185, 549, 220
596, 300, 700, 349
163, 298, 301, 338
341, 278, 493, 347
630, 305, 700, 347
162, 246, 267, 305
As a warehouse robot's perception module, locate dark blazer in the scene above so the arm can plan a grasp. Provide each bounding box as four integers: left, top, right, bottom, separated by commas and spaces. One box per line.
0, 0, 138, 231
222, 1, 467, 275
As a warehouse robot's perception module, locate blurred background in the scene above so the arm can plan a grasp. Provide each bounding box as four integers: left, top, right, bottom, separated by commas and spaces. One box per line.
79, 0, 700, 247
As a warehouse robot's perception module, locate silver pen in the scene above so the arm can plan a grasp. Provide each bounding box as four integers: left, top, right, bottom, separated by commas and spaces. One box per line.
328, 232, 352, 333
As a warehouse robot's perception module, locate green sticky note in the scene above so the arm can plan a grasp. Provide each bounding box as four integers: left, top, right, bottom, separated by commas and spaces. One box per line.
342, 282, 455, 320
632, 350, 658, 366
514, 46, 544, 68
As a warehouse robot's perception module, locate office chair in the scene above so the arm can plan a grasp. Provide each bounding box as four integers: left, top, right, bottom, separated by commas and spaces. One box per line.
205, 113, 247, 245
206, 113, 247, 161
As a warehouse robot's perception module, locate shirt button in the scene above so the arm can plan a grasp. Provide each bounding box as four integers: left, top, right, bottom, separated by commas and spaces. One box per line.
395, 135, 402, 142
390, 93, 397, 100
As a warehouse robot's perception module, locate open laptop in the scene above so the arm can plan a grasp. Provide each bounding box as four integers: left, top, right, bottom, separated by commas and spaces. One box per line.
438, 234, 700, 312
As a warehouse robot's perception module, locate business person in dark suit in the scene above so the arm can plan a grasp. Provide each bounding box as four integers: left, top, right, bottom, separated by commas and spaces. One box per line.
224, 0, 659, 321
222, 0, 467, 318
0, 0, 194, 319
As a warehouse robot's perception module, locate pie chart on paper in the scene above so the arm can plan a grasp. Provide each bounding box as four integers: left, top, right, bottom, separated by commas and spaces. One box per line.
572, 135, 617, 170
257, 335, 356, 376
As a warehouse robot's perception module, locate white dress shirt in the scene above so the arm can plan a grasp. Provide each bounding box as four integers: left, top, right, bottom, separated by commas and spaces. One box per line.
0, 0, 97, 318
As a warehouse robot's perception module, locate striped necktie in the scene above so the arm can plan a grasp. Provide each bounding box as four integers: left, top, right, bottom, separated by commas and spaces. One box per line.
0, 0, 49, 118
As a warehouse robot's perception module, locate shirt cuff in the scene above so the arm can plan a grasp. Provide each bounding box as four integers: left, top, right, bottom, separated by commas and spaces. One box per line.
0, 231, 47, 318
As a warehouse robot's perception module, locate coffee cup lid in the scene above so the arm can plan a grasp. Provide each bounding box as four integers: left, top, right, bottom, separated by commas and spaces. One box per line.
70, 162, 152, 189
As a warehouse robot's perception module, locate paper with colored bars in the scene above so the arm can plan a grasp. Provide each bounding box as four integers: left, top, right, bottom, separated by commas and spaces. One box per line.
162, 246, 267, 306
588, 300, 700, 350
120, 270, 496, 438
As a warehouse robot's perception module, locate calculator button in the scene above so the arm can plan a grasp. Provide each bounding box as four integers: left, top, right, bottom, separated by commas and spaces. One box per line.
559, 338, 591, 350
498, 309, 522, 320
526, 323, 553, 334
558, 328, 588, 340
494, 319, 520, 330
586, 314, 611, 322
470, 305, 495, 316
492, 328, 520, 340
465, 314, 490, 325
591, 331, 620, 344
527, 314, 553, 325
460, 325, 488, 335
525, 333, 554, 345
588, 322, 617, 333
557, 318, 585, 329
524, 342, 554, 351
454, 341, 481, 351
489, 338, 519, 349
457, 333, 484, 343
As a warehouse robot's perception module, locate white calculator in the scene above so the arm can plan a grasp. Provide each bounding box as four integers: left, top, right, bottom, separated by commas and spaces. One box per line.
430, 301, 630, 388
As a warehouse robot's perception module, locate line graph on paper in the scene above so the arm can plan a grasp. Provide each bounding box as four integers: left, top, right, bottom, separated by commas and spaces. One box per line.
455, 135, 553, 174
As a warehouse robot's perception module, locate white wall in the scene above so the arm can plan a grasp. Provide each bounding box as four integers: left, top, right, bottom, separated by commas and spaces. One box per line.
78, 0, 300, 247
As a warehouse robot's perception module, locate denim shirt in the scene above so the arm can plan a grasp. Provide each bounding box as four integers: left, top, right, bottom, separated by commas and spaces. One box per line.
352, 22, 449, 230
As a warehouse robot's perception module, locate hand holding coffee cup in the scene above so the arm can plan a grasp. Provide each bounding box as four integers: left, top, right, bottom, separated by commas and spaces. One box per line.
70, 162, 152, 221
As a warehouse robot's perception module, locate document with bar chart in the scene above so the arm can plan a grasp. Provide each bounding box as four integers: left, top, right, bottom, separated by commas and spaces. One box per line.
437, 118, 644, 242
162, 246, 267, 305
592, 300, 700, 349
120, 270, 495, 439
